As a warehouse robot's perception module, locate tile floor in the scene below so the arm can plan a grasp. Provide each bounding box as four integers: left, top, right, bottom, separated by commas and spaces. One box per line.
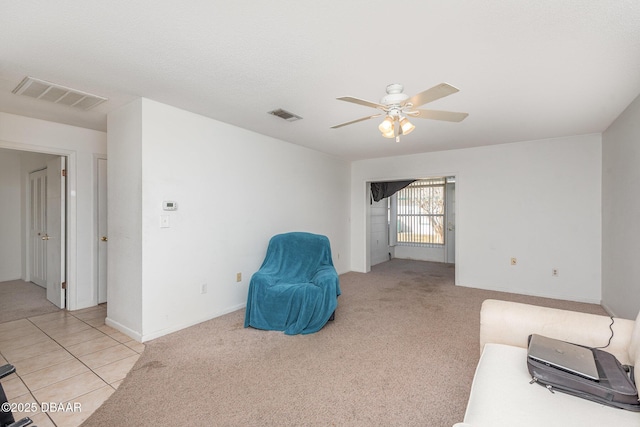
0, 305, 144, 427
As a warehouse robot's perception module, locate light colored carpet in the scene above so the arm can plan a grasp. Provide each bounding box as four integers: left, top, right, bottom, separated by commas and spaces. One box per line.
83, 259, 606, 426
0, 279, 60, 324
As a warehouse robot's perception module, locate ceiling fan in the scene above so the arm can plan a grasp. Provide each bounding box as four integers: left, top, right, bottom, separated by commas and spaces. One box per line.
331, 83, 468, 142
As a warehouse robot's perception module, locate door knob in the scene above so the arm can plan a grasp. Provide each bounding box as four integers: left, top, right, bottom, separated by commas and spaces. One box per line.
41, 234, 49, 240
101, 236, 108, 242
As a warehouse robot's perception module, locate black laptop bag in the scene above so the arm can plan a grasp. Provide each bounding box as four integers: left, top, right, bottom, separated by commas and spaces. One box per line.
527, 335, 640, 411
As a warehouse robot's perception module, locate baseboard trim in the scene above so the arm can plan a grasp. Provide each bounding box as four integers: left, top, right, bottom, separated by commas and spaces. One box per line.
455, 283, 601, 305
105, 317, 143, 343
600, 301, 618, 317
139, 303, 247, 343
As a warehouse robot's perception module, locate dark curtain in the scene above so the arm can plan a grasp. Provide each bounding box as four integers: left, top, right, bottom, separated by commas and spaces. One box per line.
370, 180, 416, 203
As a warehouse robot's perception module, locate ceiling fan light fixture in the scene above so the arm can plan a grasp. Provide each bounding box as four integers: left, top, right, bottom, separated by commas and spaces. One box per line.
399, 117, 415, 136
332, 82, 467, 140
381, 124, 396, 138
378, 116, 394, 133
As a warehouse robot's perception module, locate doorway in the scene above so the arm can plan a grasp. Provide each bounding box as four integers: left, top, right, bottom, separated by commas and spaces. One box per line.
368, 176, 456, 268
0, 136, 103, 313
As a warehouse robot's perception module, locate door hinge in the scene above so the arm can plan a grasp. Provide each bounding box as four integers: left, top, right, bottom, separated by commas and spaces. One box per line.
61, 281, 67, 290
62, 169, 67, 177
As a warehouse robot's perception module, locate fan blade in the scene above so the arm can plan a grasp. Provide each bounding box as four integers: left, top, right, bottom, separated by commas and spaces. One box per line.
331, 113, 382, 129
405, 83, 460, 108
412, 109, 468, 122
336, 96, 387, 110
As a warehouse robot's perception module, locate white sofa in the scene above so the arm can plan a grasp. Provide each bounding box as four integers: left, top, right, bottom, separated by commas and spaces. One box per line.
454, 299, 640, 427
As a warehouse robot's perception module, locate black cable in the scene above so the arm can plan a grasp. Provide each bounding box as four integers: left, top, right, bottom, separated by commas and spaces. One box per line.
593, 316, 615, 349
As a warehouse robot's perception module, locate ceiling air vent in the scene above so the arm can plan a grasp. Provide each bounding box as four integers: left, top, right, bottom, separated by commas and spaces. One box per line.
268, 108, 302, 122
12, 76, 107, 110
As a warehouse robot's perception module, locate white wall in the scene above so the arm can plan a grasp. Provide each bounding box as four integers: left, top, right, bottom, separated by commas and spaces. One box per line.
0, 149, 22, 281
106, 99, 143, 337
0, 112, 107, 309
352, 134, 602, 303
394, 245, 445, 263
108, 98, 351, 342
602, 94, 640, 319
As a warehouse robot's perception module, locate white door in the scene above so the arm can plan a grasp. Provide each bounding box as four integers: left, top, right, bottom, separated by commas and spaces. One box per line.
29, 169, 47, 287
97, 158, 108, 304
370, 196, 391, 266
45, 157, 66, 308
445, 182, 455, 263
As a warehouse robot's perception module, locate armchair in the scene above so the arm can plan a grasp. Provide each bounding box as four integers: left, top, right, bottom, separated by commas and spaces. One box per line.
244, 232, 341, 335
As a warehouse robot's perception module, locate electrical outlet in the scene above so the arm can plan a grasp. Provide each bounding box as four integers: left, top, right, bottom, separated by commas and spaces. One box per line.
200, 283, 207, 294
552, 268, 559, 277
236, 272, 242, 282
510, 257, 517, 266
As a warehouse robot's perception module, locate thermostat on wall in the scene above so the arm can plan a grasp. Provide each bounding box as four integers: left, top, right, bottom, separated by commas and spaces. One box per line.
163, 201, 178, 211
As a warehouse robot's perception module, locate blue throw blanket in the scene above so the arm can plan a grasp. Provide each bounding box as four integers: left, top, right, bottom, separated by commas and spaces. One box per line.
244, 232, 341, 335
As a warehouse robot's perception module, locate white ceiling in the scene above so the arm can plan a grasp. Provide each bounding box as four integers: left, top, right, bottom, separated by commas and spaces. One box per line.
1, 1, 639, 161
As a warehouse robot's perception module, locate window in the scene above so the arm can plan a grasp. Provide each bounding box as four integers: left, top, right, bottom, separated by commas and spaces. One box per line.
395, 178, 446, 246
